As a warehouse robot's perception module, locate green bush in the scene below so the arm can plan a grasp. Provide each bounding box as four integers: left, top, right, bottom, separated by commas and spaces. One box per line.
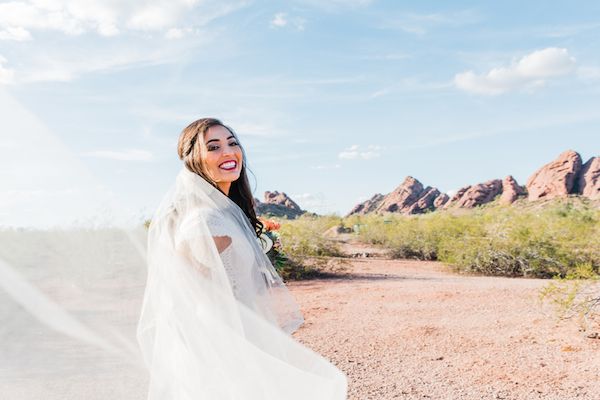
263, 213, 345, 280
346, 199, 600, 278
276, 214, 344, 258
539, 262, 600, 328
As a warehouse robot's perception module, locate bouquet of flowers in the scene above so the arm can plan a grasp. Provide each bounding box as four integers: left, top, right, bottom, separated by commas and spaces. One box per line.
258, 218, 286, 271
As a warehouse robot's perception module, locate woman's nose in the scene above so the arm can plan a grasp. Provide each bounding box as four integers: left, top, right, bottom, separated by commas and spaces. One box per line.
222, 146, 234, 156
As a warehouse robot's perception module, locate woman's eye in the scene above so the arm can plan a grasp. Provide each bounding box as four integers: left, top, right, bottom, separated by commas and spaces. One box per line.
207, 145, 219, 151
229, 141, 239, 146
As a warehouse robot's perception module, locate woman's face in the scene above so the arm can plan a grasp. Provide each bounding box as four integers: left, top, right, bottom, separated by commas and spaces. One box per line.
201, 125, 243, 194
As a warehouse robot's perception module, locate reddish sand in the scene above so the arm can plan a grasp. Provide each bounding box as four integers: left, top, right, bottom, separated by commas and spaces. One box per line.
287, 242, 600, 400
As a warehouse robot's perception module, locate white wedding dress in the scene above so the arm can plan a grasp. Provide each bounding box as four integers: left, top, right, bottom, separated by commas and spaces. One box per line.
136, 167, 348, 399
0, 165, 347, 399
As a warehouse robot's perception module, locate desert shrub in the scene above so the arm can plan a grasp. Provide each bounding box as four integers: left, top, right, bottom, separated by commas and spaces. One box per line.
347, 211, 482, 261
539, 262, 600, 329
276, 214, 344, 258
347, 199, 600, 278
270, 255, 322, 281
263, 213, 344, 280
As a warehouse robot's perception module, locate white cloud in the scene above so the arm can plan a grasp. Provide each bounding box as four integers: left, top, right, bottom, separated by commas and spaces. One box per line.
16, 40, 193, 83
454, 47, 577, 95
0, 56, 15, 84
270, 12, 287, 28
0, 26, 32, 41
380, 10, 481, 35
338, 144, 381, 160
517, 48, 576, 77
292, 192, 316, 200
311, 164, 341, 170
127, 4, 175, 31
0, 1, 246, 83
165, 27, 185, 39
295, 0, 374, 12
270, 12, 305, 31
369, 87, 391, 98
0, 0, 113, 38
81, 149, 154, 162
290, 192, 327, 210
0, 0, 245, 40
293, 17, 306, 31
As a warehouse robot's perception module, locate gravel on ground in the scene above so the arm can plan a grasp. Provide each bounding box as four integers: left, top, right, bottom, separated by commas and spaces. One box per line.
288, 241, 600, 400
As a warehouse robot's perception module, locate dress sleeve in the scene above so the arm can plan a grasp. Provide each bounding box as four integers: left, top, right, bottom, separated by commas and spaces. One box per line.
174, 208, 230, 279
199, 210, 241, 295
201, 209, 232, 238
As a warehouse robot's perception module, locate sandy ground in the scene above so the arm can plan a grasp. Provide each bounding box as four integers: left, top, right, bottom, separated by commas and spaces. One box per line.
3, 234, 599, 399
288, 241, 600, 400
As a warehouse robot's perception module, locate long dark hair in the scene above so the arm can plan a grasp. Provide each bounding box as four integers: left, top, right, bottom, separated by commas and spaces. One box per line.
177, 117, 264, 237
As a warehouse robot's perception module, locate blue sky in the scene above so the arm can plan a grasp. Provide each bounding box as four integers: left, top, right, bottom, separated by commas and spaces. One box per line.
1, 0, 600, 227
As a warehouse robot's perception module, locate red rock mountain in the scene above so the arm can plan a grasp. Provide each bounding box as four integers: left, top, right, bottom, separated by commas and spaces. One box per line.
347, 193, 385, 215
526, 150, 582, 201
255, 191, 305, 219
499, 175, 525, 205
377, 176, 427, 213
347, 149, 599, 216
445, 179, 502, 209
576, 156, 600, 200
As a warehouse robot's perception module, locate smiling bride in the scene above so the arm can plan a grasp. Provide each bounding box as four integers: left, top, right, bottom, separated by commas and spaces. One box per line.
136, 117, 348, 399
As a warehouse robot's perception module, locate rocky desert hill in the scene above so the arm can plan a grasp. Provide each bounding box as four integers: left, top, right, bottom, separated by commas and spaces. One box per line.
347, 149, 599, 217
254, 190, 306, 219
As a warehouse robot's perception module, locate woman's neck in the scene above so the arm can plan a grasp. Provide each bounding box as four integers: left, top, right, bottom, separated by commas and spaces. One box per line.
217, 181, 231, 196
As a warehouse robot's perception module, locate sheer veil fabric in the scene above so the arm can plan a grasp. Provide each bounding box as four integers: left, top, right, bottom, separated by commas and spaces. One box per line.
136, 167, 348, 399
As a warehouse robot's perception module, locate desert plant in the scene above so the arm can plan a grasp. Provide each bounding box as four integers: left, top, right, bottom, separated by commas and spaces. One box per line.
261, 214, 345, 280
346, 198, 600, 278
276, 214, 344, 258
539, 262, 600, 330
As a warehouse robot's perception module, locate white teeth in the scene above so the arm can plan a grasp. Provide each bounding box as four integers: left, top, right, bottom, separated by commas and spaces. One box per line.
220, 161, 236, 169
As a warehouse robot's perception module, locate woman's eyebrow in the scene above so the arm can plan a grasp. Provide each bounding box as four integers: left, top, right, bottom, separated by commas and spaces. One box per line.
205, 135, 235, 144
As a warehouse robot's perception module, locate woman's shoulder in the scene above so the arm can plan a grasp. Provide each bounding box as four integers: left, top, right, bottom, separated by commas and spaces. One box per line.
175, 207, 232, 240
193, 207, 233, 234
176, 206, 224, 226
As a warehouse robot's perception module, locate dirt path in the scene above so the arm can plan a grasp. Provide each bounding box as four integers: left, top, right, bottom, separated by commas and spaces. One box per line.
287, 241, 600, 400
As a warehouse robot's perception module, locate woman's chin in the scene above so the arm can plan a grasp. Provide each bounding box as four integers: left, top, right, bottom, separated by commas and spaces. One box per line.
221, 172, 241, 182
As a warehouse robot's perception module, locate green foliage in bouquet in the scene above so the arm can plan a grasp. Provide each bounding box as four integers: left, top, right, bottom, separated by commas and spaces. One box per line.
263, 230, 286, 270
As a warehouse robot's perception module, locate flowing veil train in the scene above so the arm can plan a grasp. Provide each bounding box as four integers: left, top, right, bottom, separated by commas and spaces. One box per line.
137, 166, 348, 399
0, 97, 347, 399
